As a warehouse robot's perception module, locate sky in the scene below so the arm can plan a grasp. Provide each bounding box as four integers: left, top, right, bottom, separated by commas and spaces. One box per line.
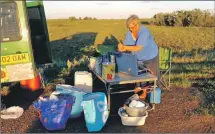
42, 1, 215, 19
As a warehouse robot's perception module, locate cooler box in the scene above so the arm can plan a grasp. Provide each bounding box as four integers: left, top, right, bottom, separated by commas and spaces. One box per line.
149, 87, 161, 104
56, 84, 87, 118
81, 92, 109, 132
74, 71, 93, 93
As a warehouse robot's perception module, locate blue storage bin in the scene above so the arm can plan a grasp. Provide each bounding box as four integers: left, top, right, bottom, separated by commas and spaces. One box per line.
56, 84, 87, 118
82, 92, 109, 132
33, 94, 75, 131
113, 52, 141, 76
149, 87, 161, 104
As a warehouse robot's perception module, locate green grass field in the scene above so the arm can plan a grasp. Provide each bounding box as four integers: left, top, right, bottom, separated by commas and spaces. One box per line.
44, 19, 215, 115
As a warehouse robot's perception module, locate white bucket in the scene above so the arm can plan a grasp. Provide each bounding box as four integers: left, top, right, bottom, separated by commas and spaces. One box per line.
74, 71, 93, 93
118, 107, 148, 126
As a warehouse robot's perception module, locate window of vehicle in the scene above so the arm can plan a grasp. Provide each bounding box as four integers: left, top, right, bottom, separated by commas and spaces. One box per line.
0, 2, 22, 42
27, 6, 45, 36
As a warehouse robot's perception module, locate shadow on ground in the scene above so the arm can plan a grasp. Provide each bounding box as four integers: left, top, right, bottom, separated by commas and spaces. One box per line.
1, 83, 43, 111
47, 32, 119, 85
50, 32, 98, 61
50, 32, 119, 61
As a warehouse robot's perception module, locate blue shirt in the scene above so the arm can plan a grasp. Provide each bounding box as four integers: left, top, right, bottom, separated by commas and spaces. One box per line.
123, 25, 158, 61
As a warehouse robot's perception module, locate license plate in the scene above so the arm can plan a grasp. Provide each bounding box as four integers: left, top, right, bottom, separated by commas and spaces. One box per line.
1, 53, 30, 65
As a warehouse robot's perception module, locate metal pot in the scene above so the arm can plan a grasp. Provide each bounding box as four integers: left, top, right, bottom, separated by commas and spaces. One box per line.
125, 100, 149, 117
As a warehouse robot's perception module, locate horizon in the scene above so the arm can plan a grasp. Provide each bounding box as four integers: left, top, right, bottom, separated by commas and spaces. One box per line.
43, 1, 215, 19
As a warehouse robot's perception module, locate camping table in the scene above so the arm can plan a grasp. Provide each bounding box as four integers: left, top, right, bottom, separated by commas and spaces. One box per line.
88, 66, 158, 112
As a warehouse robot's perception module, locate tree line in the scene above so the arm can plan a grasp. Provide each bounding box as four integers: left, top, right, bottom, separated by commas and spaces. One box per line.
149, 8, 214, 27
69, 16, 97, 20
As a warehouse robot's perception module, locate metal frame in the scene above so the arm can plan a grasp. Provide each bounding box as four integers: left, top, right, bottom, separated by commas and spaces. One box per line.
159, 47, 172, 91
88, 66, 157, 112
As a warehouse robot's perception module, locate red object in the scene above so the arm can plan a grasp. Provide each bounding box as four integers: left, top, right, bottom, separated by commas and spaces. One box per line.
20, 74, 41, 91
44, 118, 47, 123
134, 86, 151, 100
107, 74, 113, 80
66, 104, 71, 109
20, 79, 30, 89
28, 74, 41, 91
38, 110, 42, 120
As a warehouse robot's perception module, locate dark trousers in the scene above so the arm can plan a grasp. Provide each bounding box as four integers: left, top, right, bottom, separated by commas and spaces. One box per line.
137, 54, 160, 86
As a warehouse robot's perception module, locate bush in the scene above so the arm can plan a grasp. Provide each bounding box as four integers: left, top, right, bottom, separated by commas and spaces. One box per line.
150, 9, 215, 27
69, 16, 77, 20
83, 17, 97, 20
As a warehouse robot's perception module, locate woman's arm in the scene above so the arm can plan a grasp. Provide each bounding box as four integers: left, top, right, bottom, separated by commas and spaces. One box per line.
124, 45, 143, 52
118, 43, 143, 52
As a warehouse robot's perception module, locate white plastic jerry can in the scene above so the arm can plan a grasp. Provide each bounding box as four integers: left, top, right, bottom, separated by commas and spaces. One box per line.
74, 71, 93, 93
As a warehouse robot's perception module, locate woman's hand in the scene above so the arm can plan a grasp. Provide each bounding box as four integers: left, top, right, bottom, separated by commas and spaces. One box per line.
118, 43, 126, 52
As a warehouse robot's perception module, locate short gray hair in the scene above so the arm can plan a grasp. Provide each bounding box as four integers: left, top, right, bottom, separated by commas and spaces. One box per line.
126, 14, 140, 27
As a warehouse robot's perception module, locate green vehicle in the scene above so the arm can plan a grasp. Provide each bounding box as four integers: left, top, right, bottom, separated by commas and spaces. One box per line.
1, 0, 52, 84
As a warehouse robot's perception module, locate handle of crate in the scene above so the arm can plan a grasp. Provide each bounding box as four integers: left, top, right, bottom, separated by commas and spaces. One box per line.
37, 110, 42, 120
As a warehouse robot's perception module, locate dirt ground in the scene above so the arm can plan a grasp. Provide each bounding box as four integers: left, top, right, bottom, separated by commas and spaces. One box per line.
1, 85, 215, 133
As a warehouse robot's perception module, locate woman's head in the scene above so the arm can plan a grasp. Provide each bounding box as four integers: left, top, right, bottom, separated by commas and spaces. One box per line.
126, 14, 140, 33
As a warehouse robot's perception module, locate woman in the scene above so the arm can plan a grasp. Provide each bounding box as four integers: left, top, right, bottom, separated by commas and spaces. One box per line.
118, 14, 159, 78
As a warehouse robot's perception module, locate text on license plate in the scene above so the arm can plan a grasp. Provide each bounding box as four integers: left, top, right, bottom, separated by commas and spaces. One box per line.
1, 53, 30, 65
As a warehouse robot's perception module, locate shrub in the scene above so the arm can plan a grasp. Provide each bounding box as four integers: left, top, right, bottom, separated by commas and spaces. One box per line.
150, 9, 215, 27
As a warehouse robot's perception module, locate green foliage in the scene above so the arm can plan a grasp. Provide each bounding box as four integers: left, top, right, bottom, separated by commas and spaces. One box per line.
150, 9, 215, 27
69, 16, 97, 20
194, 80, 215, 116
69, 16, 77, 20
83, 17, 97, 20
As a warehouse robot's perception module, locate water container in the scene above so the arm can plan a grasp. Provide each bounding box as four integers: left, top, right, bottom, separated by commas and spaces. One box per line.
81, 92, 109, 132
94, 57, 102, 76
74, 71, 93, 93
56, 84, 86, 118
102, 62, 115, 80
102, 54, 109, 63
149, 87, 161, 104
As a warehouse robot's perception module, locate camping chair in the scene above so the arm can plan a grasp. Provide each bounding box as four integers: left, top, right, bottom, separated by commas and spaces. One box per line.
159, 47, 172, 91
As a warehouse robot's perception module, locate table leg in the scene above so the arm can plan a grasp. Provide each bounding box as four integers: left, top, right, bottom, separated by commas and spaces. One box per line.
153, 80, 157, 110
105, 84, 111, 112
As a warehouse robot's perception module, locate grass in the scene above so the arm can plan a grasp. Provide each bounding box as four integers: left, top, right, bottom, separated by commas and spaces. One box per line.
41, 19, 215, 115
194, 79, 215, 116
47, 19, 214, 51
